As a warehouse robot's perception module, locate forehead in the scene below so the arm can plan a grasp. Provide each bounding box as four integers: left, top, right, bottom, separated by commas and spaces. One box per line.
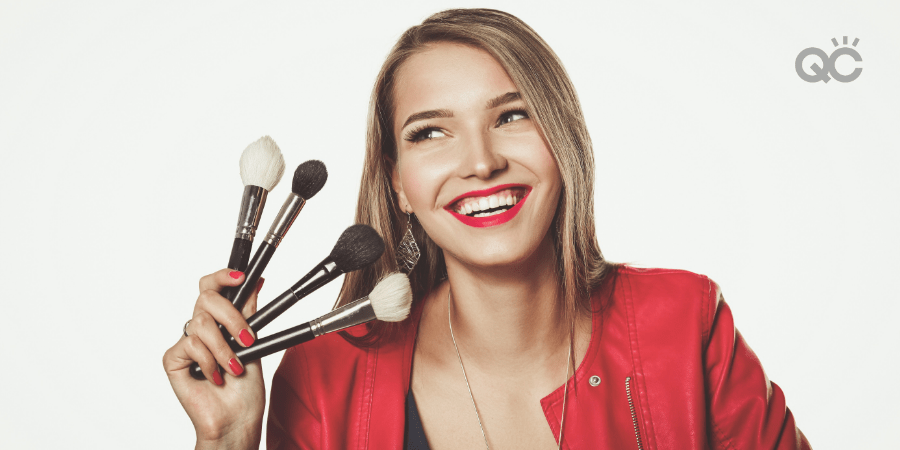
393, 43, 518, 122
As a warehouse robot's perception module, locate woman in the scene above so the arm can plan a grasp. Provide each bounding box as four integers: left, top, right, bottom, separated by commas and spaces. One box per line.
164, 9, 810, 449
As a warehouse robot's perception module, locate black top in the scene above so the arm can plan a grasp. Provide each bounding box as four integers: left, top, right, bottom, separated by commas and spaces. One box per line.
405, 390, 431, 450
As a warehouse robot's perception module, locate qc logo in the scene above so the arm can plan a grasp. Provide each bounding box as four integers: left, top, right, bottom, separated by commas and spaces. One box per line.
795, 36, 862, 83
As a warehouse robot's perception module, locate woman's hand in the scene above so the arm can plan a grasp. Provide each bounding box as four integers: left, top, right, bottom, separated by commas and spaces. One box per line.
163, 269, 266, 450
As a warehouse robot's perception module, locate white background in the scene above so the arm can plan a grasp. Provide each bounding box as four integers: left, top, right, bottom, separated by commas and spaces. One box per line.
2, 1, 898, 448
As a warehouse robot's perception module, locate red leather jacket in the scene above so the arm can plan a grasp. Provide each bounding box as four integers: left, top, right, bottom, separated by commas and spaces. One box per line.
267, 267, 811, 449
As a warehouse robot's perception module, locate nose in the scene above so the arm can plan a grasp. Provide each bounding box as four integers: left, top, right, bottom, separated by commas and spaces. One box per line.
460, 130, 507, 180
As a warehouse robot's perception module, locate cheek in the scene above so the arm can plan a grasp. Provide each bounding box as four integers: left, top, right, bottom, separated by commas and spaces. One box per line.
397, 153, 455, 210
518, 138, 562, 189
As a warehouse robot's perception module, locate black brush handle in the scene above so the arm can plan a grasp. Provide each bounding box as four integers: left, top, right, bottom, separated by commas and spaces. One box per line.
190, 322, 315, 380
224, 259, 341, 351
217, 242, 277, 345
223, 237, 253, 301
231, 242, 276, 311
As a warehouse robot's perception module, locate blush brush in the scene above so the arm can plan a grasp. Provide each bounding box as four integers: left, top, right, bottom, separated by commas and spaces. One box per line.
191, 272, 412, 380
227, 136, 286, 275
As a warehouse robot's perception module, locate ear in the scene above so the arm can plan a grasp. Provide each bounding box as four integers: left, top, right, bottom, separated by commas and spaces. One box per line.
388, 155, 412, 214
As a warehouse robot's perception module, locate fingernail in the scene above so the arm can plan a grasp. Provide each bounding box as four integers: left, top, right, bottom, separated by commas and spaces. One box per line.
229, 358, 244, 376
239, 329, 255, 347
229, 271, 243, 279
212, 370, 224, 386
256, 278, 265, 293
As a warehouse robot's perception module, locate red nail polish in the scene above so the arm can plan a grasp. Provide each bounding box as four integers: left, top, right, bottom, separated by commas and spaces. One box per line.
256, 278, 265, 293
229, 358, 244, 376
229, 271, 243, 279
212, 370, 224, 386
239, 329, 255, 347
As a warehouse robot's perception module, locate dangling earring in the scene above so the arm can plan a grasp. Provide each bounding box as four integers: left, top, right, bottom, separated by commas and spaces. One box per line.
395, 210, 420, 274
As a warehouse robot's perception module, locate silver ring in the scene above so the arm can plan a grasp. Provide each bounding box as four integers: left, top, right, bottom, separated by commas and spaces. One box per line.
183, 319, 192, 337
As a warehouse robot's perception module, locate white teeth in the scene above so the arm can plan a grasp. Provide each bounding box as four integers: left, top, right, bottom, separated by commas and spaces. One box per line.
453, 189, 526, 216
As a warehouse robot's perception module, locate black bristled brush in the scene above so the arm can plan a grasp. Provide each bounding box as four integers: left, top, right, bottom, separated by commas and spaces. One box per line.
225, 224, 385, 350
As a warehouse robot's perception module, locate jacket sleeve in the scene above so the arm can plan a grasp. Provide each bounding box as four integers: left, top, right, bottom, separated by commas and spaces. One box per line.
703, 280, 812, 450
266, 345, 320, 450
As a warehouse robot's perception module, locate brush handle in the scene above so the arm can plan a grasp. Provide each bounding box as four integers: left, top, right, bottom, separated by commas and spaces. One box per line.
190, 322, 315, 380
222, 238, 254, 302
218, 242, 277, 344
224, 259, 341, 351
227, 237, 254, 272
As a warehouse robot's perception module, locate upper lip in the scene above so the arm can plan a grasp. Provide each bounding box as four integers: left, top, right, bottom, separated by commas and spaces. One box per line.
444, 183, 531, 210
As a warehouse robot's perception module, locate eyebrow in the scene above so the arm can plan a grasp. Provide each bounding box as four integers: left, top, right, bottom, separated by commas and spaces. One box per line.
486, 91, 521, 109
400, 92, 523, 129
402, 109, 453, 129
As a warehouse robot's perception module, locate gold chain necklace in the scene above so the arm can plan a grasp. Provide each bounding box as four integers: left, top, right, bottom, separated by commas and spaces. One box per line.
447, 289, 570, 450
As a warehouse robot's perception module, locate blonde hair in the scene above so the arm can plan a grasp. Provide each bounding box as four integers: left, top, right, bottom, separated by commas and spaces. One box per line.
337, 8, 611, 347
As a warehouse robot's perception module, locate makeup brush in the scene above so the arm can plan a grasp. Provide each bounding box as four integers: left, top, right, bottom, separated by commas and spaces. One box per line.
225, 223, 385, 350
227, 160, 328, 313
191, 272, 412, 380
227, 136, 286, 276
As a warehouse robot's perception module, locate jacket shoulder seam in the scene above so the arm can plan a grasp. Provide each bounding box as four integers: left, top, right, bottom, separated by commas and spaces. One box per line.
710, 414, 738, 450
292, 344, 319, 423
359, 345, 377, 450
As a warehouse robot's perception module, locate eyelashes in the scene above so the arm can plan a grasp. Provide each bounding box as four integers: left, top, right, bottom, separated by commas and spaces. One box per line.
496, 108, 529, 125
403, 125, 442, 143
403, 108, 530, 143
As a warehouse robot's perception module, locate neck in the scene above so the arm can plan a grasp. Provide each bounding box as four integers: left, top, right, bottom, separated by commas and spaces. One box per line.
441, 235, 568, 371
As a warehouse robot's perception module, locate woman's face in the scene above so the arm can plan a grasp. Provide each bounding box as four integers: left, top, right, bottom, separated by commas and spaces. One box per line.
391, 43, 562, 269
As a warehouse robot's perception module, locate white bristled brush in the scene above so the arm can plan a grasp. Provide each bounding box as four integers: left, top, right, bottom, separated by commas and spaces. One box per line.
224, 136, 285, 299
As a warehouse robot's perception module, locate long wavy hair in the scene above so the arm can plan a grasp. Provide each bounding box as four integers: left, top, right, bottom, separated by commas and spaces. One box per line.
336, 8, 611, 347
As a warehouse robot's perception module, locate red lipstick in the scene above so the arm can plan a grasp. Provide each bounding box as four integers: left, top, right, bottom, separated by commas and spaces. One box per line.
444, 184, 531, 228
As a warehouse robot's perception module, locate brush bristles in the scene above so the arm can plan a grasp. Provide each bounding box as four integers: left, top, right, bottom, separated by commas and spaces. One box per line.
292, 160, 328, 199
240, 136, 285, 191
330, 224, 385, 272
369, 273, 412, 322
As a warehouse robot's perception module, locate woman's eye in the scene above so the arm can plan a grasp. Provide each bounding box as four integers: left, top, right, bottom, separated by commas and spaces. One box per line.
498, 110, 528, 125
407, 127, 445, 142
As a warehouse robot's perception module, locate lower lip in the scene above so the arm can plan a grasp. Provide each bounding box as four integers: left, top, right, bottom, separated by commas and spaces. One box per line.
445, 191, 530, 228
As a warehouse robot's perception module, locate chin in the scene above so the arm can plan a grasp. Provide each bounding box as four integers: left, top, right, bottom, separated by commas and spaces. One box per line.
445, 235, 553, 272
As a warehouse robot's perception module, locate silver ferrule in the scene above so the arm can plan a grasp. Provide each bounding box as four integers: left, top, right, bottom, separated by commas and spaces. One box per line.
309, 296, 375, 337
234, 185, 268, 240
264, 193, 306, 247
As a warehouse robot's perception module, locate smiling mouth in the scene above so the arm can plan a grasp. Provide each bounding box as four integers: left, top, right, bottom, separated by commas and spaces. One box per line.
447, 186, 529, 218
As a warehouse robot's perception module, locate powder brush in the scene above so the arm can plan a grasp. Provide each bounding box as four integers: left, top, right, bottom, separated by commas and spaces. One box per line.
227, 136, 285, 276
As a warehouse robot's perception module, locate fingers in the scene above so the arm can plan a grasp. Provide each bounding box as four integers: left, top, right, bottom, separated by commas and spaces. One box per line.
186, 311, 246, 379
163, 334, 223, 386
166, 269, 265, 386
198, 269, 245, 293
193, 289, 256, 348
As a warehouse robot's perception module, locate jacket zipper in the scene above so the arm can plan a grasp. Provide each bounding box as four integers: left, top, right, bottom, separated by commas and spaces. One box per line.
625, 376, 644, 450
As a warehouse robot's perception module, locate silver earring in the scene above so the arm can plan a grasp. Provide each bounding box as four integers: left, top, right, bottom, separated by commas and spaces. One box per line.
395, 211, 420, 273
